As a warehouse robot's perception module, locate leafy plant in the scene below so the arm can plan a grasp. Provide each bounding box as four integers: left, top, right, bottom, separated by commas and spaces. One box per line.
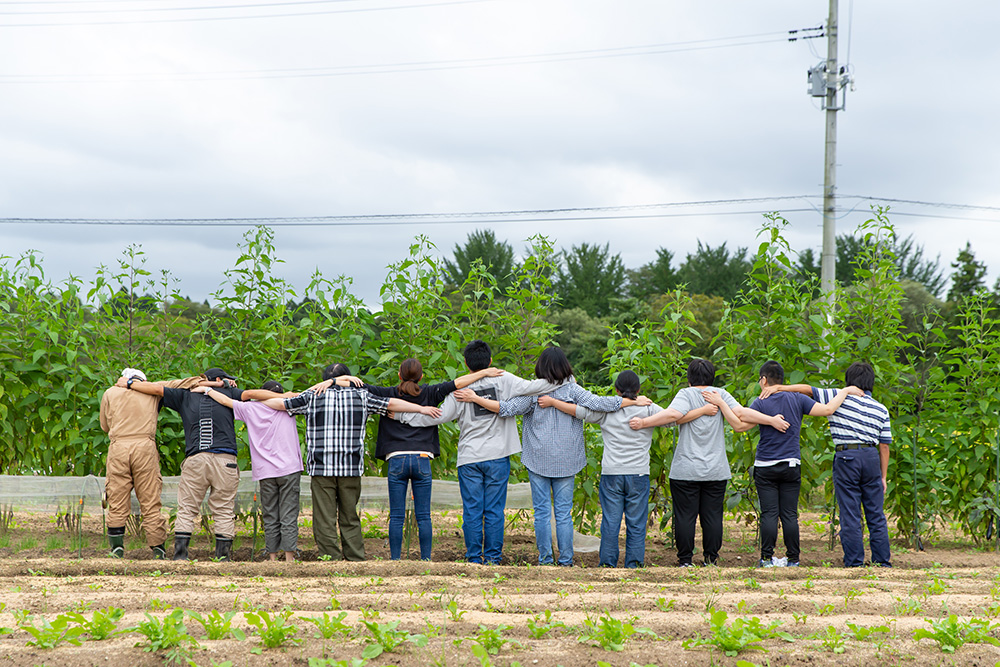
470, 623, 520, 654
654, 597, 676, 612
303, 612, 352, 640
133, 610, 199, 664
444, 600, 467, 622
20, 614, 86, 649
817, 625, 846, 653
682, 610, 787, 657
187, 609, 246, 640
359, 619, 427, 659
245, 609, 300, 649
308, 659, 367, 667
527, 610, 564, 639
67, 607, 127, 640
578, 613, 657, 652
844, 621, 890, 642
913, 615, 1000, 653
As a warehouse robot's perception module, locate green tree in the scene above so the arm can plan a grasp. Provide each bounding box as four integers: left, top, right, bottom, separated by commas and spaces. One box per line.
626, 248, 678, 300
676, 241, 752, 301
442, 229, 516, 290
546, 307, 609, 386
554, 242, 626, 317
947, 242, 987, 304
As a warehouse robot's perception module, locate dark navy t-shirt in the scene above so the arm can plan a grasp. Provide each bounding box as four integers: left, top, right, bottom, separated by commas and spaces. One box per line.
162, 386, 245, 458
749, 391, 817, 462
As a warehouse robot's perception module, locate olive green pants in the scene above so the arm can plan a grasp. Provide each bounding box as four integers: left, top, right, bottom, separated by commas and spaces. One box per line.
310, 476, 364, 561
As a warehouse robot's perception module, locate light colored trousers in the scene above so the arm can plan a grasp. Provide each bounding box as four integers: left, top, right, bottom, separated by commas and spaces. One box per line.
176, 452, 239, 538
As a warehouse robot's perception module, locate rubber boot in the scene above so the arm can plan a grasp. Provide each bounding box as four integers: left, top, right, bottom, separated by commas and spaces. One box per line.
173, 532, 191, 561
108, 533, 125, 559
151, 544, 167, 560
214, 535, 233, 561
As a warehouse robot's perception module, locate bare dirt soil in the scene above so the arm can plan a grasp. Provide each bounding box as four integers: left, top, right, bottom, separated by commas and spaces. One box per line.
0, 510, 998, 667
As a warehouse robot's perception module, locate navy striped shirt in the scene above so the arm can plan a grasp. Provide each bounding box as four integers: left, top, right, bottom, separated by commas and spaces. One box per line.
812, 387, 892, 446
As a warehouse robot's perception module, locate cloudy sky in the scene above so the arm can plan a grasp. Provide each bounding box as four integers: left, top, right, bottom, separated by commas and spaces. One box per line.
1, 0, 998, 306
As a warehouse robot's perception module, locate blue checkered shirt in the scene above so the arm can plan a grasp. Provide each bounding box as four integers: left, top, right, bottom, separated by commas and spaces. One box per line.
499, 382, 621, 477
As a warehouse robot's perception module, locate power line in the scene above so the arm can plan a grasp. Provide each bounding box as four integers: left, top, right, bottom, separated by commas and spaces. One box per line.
0, 33, 790, 83
0, 0, 488, 26
1, 0, 399, 14
841, 195, 1000, 213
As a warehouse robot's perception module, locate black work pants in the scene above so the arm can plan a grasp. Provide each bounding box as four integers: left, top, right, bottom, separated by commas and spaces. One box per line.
670, 478, 727, 565
753, 462, 801, 562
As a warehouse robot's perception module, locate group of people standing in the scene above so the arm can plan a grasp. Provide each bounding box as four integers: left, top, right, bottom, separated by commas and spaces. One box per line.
99, 340, 892, 569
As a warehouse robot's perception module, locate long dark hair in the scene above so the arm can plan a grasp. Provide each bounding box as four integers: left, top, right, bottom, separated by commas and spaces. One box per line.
534, 347, 573, 384
398, 358, 423, 397
614, 370, 640, 400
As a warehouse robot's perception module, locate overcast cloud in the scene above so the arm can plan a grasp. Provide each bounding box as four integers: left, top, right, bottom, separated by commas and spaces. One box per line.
1, 0, 998, 305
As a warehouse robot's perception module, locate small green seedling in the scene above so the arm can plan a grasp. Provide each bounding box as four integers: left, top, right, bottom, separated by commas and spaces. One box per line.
20, 614, 86, 649
67, 607, 126, 640
526, 610, 564, 639
913, 615, 1000, 653
245, 609, 300, 649
578, 613, 657, 652
187, 609, 245, 640
133, 610, 199, 664
818, 625, 846, 653
359, 619, 427, 659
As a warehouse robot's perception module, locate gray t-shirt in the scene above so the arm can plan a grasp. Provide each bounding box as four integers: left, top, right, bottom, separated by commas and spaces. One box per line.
666, 386, 738, 481
576, 403, 666, 476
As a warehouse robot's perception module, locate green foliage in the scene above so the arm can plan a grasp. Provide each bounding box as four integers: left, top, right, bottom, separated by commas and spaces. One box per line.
303, 612, 352, 640
469, 623, 520, 654
555, 242, 626, 318
308, 659, 367, 667
676, 240, 752, 301
948, 242, 987, 303
817, 625, 846, 653
244, 609, 300, 649
913, 615, 1000, 653
20, 614, 86, 648
359, 619, 427, 658
577, 612, 657, 652
527, 610, 565, 638
67, 607, 126, 640
443, 229, 516, 291
683, 610, 791, 657
133, 610, 199, 663
186, 609, 245, 641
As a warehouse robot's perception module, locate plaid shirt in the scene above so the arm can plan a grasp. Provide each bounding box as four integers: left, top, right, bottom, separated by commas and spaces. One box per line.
283, 387, 390, 477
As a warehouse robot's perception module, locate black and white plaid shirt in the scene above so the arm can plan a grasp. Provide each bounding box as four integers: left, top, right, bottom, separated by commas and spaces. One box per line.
283, 387, 390, 477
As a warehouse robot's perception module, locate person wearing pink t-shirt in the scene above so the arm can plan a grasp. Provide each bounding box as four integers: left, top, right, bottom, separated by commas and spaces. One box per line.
194, 380, 303, 562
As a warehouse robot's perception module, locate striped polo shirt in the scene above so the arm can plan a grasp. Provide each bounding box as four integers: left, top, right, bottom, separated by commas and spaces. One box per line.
812, 387, 892, 446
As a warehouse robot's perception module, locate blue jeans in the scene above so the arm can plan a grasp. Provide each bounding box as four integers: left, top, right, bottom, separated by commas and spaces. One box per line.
599, 474, 650, 568
457, 457, 510, 564
386, 454, 433, 561
528, 471, 575, 566
833, 447, 891, 567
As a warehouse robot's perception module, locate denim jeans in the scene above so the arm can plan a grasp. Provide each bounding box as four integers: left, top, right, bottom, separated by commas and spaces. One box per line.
833, 447, 891, 567
599, 474, 650, 568
386, 454, 433, 560
528, 471, 575, 566
457, 457, 510, 564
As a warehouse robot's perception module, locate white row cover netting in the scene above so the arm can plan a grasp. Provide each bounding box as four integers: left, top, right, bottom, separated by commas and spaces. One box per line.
0, 474, 602, 552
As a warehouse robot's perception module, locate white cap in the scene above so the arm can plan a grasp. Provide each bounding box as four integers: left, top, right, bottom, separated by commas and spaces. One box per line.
120, 368, 147, 382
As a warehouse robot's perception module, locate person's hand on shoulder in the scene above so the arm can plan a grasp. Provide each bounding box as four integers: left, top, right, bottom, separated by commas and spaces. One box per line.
419, 405, 443, 418
700, 390, 724, 406
482, 367, 504, 378
635, 395, 652, 407
845, 385, 864, 397
759, 385, 780, 399
454, 389, 477, 403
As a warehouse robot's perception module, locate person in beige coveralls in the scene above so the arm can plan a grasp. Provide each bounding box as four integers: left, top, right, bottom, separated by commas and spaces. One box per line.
100, 368, 204, 559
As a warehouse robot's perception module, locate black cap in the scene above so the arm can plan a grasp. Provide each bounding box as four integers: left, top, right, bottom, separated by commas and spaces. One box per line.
204, 368, 236, 381
261, 380, 285, 393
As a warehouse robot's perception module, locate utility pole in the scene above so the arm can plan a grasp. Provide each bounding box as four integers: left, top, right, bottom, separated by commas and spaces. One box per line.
821, 0, 838, 304
806, 0, 851, 304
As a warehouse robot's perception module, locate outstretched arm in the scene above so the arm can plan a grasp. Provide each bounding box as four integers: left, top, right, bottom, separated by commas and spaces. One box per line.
702, 391, 789, 433
808, 386, 861, 417
678, 403, 719, 423
629, 407, 686, 430
537, 395, 578, 418
759, 383, 814, 400
386, 398, 442, 418
192, 385, 235, 408
454, 367, 504, 389
125, 379, 165, 397
454, 388, 501, 414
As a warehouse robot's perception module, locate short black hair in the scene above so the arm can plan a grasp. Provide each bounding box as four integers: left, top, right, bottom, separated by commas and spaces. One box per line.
759, 360, 785, 385
534, 347, 573, 384
687, 358, 716, 387
262, 380, 285, 393
614, 370, 641, 400
463, 340, 492, 372
322, 363, 351, 381
844, 361, 875, 393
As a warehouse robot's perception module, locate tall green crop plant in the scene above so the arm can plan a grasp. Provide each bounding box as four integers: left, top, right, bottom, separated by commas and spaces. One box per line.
715, 216, 833, 519
932, 292, 1000, 540
193, 226, 299, 386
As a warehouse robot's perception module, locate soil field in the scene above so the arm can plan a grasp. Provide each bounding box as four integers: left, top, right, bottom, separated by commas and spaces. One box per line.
0, 510, 998, 667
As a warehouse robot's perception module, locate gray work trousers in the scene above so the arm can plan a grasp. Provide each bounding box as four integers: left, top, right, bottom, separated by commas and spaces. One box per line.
259, 472, 301, 553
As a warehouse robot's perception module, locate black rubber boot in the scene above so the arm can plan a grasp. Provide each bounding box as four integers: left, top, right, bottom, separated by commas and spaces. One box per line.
108, 532, 125, 559
173, 532, 191, 561
214, 535, 233, 561
151, 544, 167, 560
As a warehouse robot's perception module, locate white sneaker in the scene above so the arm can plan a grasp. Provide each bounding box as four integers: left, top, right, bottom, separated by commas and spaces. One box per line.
773, 557, 788, 567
